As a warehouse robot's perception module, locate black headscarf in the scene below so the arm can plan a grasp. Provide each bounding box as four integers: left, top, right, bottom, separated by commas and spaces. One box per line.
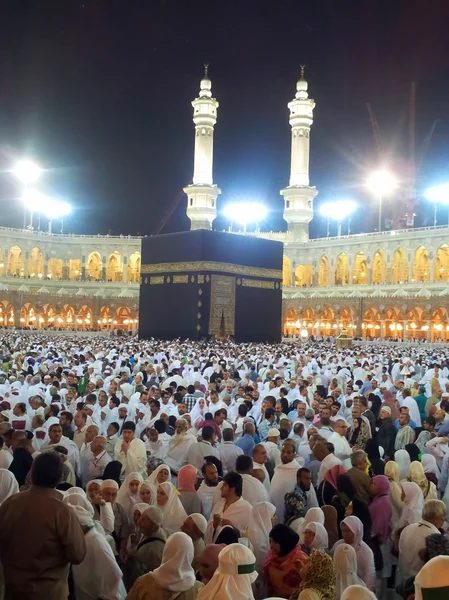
215, 525, 240, 545
269, 524, 299, 556
405, 443, 421, 463
365, 439, 385, 475
102, 460, 122, 487
9, 448, 33, 488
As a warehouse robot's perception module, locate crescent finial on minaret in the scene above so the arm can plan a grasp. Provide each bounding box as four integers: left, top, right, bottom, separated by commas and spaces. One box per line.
300, 65, 305, 80
204, 63, 209, 77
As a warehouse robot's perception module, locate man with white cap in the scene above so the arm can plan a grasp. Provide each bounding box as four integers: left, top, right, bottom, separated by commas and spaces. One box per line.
181, 513, 208, 571
133, 506, 167, 581
270, 439, 304, 522
263, 428, 281, 468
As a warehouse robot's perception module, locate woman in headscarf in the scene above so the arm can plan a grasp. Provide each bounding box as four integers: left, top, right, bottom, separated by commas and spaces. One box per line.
394, 449, 411, 481
333, 475, 372, 542
290, 549, 336, 600
331, 516, 376, 591
8, 447, 33, 488
245, 501, 276, 571
68, 504, 127, 600
317, 464, 347, 506
421, 453, 440, 487
102, 460, 122, 487
116, 472, 143, 519
340, 585, 377, 600
334, 543, 367, 599
294, 507, 325, 541
322, 505, 339, 549
215, 525, 240, 545
365, 439, 384, 476
405, 443, 421, 464
414, 555, 449, 600
384, 461, 404, 529
264, 524, 308, 599
138, 481, 156, 506
369, 475, 393, 597
177, 465, 202, 515
408, 461, 438, 500
0, 469, 19, 505
301, 522, 329, 556
196, 543, 257, 600
156, 481, 188, 536
127, 531, 204, 600
147, 464, 171, 487
397, 481, 425, 529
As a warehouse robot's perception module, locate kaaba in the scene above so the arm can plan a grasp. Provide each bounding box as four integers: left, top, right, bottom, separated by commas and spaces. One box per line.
138, 229, 283, 342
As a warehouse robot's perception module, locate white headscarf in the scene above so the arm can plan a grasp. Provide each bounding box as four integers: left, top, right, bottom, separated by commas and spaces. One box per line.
341, 585, 377, 600
303, 521, 328, 552
334, 543, 367, 599
394, 449, 411, 481
421, 454, 440, 477
151, 531, 196, 592
116, 472, 143, 517
296, 507, 325, 541
414, 555, 449, 600
245, 501, 276, 569
63, 492, 95, 517
398, 481, 424, 528
147, 464, 171, 486
0, 469, 19, 505
157, 481, 187, 536
68, 504, 95, 528
138, 481, 157, 505
65, 486, 87, 497
197, 543, 257, 600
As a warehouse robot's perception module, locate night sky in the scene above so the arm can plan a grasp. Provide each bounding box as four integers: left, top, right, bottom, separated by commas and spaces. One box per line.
1, 0, 449, 237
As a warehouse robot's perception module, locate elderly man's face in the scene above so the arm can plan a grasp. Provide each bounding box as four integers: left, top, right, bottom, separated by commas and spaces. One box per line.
175, 422, 186, 435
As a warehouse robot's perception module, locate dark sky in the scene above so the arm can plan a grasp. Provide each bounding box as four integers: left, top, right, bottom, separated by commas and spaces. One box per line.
1, 0, 449, 237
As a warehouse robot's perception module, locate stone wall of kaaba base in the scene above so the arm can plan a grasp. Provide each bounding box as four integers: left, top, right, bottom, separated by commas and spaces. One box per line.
138, 229, 283, 342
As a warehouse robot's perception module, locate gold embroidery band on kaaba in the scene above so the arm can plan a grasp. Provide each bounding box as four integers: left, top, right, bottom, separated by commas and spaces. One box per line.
141, 261, 282, 280
241, 278, 275, 289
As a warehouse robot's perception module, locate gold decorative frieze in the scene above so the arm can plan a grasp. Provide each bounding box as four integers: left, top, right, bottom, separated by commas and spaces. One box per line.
173, 275, 188, 284
141, 261, 282, 280
208, 275, 235, 335
149, 276, 164, 285
242, 278, 275, 289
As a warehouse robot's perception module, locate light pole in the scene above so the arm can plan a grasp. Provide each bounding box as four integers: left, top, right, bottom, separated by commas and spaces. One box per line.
367, 170, 397, 232
424, 183, 449, 226
13, 160, 42, 228
319, 200, 357, 238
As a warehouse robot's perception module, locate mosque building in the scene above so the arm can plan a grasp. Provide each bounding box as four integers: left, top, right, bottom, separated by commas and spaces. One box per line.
0, 69, 448, 341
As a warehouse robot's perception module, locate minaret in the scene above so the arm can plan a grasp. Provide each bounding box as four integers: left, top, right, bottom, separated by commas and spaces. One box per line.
281, 66, 318, 241
184, 66, 221, 230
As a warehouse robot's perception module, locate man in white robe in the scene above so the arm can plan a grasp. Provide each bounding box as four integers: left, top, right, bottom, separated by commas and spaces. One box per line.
315, 441, 343, 486
327, 418, 352, 469
270, 439, 305, 522
164, 418, 196, 474
235, 455, 269, 506
204, 472, 252, 543
114, 421, 147, 480
252, 444, 270, 494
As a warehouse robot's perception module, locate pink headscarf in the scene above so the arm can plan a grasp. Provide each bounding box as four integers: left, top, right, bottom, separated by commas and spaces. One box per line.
369, 475, 392, 540
177, 465, 198, 492
324, 464, 347, 489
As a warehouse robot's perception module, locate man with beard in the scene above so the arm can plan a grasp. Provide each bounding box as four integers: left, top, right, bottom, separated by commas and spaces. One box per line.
164, 418, 196, 474
314, 405, 335, 440
269, 439, 304, 522
197, 462, 221, 520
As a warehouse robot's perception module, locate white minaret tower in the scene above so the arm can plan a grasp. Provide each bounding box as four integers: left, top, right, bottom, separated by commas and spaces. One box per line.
184, 66, 221, 230
281, 66, 318, 241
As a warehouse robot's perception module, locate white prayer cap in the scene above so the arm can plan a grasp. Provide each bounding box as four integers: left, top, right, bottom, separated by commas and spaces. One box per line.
190, 513, 207, 535
267, 428, 280, 438
141, 506, 163, 527
101, 479, 119, 490
118, 403, 128, 410
381, 405, 391, 414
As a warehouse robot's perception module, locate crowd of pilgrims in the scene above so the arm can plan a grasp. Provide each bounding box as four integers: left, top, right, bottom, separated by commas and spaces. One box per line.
0, 335, 448, 599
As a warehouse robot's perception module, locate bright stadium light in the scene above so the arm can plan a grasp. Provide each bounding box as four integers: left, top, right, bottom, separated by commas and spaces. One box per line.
22, 190, 71, 232
223, 202, 268, 232
366, 170, 397, 232
13, 160, 42, 184
424, 183, 449, 226
319, 199, 357, 237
